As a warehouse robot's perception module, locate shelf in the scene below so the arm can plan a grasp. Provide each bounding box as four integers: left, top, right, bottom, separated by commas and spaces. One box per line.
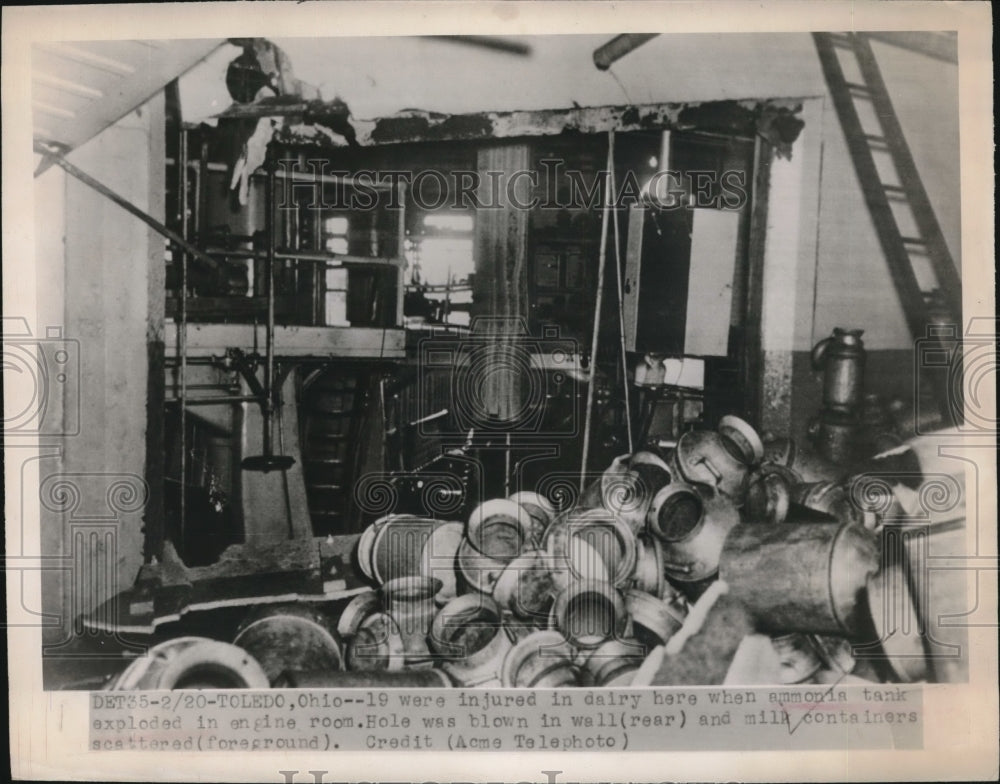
164, 323, 406, 359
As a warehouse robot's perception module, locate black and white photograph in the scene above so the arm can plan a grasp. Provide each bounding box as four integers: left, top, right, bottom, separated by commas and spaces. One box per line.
4, 1, 996, 781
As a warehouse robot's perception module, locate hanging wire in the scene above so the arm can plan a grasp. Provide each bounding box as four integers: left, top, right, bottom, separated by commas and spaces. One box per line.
609, 159, 634, 453
580, 131, 616, 492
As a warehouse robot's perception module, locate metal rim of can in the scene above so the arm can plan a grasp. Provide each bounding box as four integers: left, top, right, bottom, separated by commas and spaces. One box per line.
500, 629, 577, 688
648, 482, 705, 543
508, 490, 556, 529
543, 520, 611, 589
466, 498, 531, 560
718, 414, 765, 465
371, 515, 437, 585
552, 507, 638, 588
337, 590, 382, 639
492, 549, 557, 620
624, 589, 682, 645
865, 560, 928, 682
358, 513, 415, 582
428, 593, 505, 664
633, 532, 665, 598
551, 578, 627, 649
420, 521, 465, 605
456, 536, 507, 594
581, 637, 646, 685
154, 639, 271, 690
346, 611, 406, 671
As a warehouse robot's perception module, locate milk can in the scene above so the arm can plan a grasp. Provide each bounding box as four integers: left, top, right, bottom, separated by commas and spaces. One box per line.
719, 521, 880, 636
811, 328, 866, 413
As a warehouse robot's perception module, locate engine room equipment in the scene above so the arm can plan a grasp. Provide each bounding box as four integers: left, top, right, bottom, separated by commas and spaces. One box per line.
240, 155, 296, 474
107, 637, 269, 690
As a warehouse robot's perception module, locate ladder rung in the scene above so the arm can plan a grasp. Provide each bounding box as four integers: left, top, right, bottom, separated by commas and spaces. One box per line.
883, 184, 906, 193
846, 82, 872, 95
309, 483, 344, 492
901, 236, 928, 245
865, 133, 889, 147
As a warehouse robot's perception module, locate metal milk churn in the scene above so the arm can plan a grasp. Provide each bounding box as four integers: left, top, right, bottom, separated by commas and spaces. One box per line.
811, 328, 866, 413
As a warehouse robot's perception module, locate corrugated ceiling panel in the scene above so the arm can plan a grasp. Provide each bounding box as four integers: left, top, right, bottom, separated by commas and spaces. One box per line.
32, 38, 224, 154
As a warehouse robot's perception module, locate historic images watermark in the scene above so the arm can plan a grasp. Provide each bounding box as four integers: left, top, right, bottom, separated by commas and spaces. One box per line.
274, 158, 749, 212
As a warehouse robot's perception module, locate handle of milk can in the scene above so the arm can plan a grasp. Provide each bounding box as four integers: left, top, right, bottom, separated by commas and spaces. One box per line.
810, 336, 833, 370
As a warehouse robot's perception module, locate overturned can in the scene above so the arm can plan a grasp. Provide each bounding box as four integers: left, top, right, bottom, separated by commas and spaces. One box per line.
648, 483, 739, 582
456, 536, 508, 595
719, 521, 880, 636
501, 630, 580, 688
429, 594, 512, 687
744, 463, 798, 524
370, 515, 437, 584
233, 603, 343, 685
382, 575, 441, 663
551, 579, 627, 649
345, 612, 406, 671
467, 499, 531, 561
793, 481, 864, 527
508, 491, 556, 547
771, 633, 825, 684
580, 637, 647, 687
632, 532, 665, 597
492, 549, 557, 623
421, 521, 465, 605
544, 507, 637, 588
625, 588, 686, 648
108, 637, 270, 690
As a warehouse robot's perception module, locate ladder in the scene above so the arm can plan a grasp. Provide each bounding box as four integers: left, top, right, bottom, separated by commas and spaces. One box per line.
813, 32, 963, 425
813, 32, 962, 334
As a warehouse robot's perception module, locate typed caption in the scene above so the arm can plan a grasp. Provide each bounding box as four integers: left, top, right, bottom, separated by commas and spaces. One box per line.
91, 684, 922, 752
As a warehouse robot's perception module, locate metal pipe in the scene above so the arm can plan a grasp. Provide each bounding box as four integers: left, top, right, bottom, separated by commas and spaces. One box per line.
610, 163, 634, 452
178, 129, 188, 548
264, 161, 277, 461
165, 395, 260, 406
33, 141, 221, 277
593, 34, 659, 70
580, 132, 615, 491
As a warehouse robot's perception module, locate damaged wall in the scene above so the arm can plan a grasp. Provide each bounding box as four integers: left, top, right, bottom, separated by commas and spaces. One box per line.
34, 95, 165, 645
180, 33, 959, 358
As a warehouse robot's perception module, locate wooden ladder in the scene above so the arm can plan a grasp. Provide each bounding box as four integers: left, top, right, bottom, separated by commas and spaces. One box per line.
813, 32, 963, 422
